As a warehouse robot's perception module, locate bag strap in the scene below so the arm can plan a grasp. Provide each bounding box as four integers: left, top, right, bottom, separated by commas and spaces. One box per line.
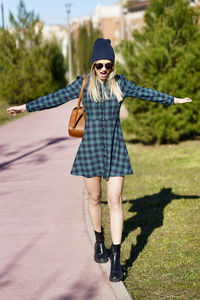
77, 75, 88, 108
71, 75, 88, 129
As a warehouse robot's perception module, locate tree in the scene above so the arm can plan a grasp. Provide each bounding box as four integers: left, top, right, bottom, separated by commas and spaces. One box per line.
70, 20, 102, 77
0, 0, 67, 105
77, 24, 89, 74
0, 28, 21, 103
117, 0, 200, 144
44, 41, 67, 90
71, 34, 78, 78
88, 20, 102, 62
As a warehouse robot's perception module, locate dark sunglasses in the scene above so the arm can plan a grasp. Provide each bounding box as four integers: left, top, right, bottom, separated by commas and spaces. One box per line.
95, 63, 114, 70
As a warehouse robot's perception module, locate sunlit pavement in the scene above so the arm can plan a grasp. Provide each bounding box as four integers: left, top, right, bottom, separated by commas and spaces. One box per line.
0, 101, 116, 300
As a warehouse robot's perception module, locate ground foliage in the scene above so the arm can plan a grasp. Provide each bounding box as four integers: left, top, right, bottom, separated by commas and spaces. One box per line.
117, 0, 200, 144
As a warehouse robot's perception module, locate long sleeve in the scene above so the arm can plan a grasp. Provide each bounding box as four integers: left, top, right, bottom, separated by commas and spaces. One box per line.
118, 75, 174, 106
26, 76, 84, 112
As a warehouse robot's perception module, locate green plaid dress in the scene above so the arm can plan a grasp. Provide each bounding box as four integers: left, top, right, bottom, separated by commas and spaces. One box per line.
26, 74, 174, 180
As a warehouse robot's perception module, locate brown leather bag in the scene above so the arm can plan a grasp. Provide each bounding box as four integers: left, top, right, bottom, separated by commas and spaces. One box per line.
68, 76, 88, 138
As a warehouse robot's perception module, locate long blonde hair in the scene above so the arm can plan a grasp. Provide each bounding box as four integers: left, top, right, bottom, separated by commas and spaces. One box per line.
88, 63, 123, 103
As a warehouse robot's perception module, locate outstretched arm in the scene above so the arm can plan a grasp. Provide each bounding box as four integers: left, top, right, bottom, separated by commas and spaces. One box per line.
7, 76, 84, 116
121, 76, 192, 105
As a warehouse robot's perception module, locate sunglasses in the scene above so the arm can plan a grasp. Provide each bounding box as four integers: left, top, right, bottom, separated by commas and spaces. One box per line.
95, 63, 114, 70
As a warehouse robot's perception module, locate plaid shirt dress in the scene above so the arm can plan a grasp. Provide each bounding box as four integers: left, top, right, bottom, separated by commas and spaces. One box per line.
26, 74, 174, 180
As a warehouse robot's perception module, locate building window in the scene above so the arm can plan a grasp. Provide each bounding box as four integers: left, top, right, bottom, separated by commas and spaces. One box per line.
114, 30, 119, 38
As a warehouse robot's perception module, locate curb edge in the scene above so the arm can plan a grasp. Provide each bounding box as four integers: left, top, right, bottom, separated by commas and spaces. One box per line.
83, 189, 132, 300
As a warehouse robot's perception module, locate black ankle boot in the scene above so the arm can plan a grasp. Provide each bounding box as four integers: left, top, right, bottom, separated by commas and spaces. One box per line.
109, 243, 123, 282
94, 227, 108, 263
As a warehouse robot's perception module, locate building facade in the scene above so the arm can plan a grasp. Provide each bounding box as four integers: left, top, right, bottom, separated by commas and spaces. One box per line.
71, 0, 200, 45
71, 1, 149, 46
35, 22, 68, 57
35, 0, 200, 58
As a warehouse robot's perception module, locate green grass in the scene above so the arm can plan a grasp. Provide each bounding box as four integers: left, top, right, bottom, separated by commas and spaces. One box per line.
101, 139, 200, 300
0, 100, 27, 126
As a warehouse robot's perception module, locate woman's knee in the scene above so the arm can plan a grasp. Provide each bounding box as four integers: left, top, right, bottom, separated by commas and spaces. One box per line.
84, 176, 101, 206
108, 193, 122, 210
88, 191, 101, 206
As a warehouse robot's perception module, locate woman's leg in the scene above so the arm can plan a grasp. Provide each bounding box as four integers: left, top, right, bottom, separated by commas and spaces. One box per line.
83, 176, 102, 232
83, 176, 108, 263
107, 176, 124, 282
107, 176, 124, 244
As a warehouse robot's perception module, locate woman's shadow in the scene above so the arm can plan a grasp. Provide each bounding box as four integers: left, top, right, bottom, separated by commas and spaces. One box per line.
121, 187, 199, 278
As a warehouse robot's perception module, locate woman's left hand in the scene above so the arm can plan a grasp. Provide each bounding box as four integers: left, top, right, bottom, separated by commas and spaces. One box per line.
174, 97, 192, 104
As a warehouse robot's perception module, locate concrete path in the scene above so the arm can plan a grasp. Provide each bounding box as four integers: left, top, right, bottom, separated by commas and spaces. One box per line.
0, 101, 117, 300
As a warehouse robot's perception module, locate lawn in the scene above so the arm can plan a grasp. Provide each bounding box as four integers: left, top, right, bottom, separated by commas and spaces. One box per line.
101, 138, 200, 300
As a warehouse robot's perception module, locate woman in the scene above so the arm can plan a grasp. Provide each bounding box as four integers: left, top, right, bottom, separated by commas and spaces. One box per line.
7, 38, 192, 282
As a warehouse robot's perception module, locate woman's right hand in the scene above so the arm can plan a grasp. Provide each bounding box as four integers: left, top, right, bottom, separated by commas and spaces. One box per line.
7, 104, 27, 116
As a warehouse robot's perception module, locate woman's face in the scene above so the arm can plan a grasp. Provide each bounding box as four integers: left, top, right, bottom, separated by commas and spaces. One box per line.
94, 59, 113, 82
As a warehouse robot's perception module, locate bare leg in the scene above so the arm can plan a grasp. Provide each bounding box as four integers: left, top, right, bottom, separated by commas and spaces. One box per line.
84, 176, 108, 263
107, 176, 124, 244
83, 176, 102, 232
107, 176, 124, 282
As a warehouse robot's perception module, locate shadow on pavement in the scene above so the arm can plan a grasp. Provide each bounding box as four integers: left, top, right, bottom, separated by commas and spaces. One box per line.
0, 137, 69, 171
0, 231, 47, 289
32, 262, 100, 300
53, 278, 98, 300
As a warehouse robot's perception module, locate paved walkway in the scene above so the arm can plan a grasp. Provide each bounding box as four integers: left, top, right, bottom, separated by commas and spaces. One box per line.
0, 101, 117, 300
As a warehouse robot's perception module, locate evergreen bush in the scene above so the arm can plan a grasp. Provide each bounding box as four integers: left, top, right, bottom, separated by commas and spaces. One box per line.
0, 0, 67, 105
69, 20, 102, 77
117, 0, 200, 144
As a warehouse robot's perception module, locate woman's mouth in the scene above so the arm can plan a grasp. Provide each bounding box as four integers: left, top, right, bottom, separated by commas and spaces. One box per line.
100, 71, 107, 78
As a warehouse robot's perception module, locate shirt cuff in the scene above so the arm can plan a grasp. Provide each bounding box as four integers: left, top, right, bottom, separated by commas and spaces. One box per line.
25, 103, 32, 112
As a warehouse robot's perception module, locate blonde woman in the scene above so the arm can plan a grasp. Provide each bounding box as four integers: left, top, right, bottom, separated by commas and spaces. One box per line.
7, 38, 192, 282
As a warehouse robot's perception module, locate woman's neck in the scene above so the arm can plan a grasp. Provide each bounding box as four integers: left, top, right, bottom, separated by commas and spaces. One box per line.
97, 77, 107, 84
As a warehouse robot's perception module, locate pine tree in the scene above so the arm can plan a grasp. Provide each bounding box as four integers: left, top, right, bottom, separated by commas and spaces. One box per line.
73, 20, 102, 76
0, 0, 67, 105
0, 28, 21, 103
71, 34, 77, 78
88, 19, 102, 62
117, 0, 200, 144
77, 25, 90, 74
44, 41, 67, 90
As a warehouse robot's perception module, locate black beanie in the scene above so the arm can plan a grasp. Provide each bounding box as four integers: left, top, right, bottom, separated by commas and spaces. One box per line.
91, 38, 115, 64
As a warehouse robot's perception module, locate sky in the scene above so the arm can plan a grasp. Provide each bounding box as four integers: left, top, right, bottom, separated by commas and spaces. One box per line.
1, 0, 116, 27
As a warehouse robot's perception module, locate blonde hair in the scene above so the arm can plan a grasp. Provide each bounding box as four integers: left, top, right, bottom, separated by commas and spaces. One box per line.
88, 63, 123, 103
